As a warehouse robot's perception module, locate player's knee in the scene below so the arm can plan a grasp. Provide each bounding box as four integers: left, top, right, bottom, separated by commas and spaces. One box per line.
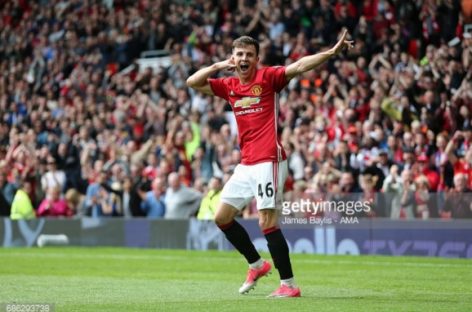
214, 203, 238, 227
258, 210, 277, 230
258, 219, 277, 230
214, 214, 233, 227
258, 219, 267, 230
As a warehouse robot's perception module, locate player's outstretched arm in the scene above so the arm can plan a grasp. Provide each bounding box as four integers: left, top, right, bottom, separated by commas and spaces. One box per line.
186, 59, 236, 95
285, 29, 354, 81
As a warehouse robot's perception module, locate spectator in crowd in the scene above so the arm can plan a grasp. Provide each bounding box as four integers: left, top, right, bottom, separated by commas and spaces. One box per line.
0, 0, 471, 219
0, 169, 16, 216
0, 188, 10, 217
442, 173, 472, 218
36, 186, 73, 217
120, 177, 137, 218
197, 176, 222, 220
65, 188, 85, 217
414, 175, 432, 219
285, 142, 305, 181
359, 172, 385, 217
164, 172, 202, 219
93, 183, 122, 217
55, 140, 82, 191
40, 156, 66, 194
382, 165, 415, 219
83, 169, 115, 217
415, 154, 440, 192
140, 177, 166, 219
339, 170, 361, 194
124, 162, 149, 217
445, 130, 472, 189
10, 179, 35, 220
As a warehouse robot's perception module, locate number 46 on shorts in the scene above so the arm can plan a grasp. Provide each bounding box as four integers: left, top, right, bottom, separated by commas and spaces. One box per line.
258, 182, 274, 198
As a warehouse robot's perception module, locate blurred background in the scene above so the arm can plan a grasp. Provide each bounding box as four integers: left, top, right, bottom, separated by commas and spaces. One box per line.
0, 0, 471, 224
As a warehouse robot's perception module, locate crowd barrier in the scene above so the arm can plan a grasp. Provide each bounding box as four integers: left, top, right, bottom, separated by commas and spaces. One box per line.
1, 218, 471, 258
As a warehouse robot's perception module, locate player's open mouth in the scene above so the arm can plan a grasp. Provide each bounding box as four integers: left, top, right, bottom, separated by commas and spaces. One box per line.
240, 64, 249, 72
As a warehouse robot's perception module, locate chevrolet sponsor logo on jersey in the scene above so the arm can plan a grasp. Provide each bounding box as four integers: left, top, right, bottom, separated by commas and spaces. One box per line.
234, 97, 261, 109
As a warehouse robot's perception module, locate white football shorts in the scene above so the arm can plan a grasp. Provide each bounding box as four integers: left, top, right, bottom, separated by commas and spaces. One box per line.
220, 160, 288, 210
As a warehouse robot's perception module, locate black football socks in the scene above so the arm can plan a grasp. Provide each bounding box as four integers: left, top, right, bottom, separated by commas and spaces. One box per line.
218, 220, 261, 264
264, 226, 293, 280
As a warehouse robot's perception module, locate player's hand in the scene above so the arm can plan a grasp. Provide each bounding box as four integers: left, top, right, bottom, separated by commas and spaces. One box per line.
332, 29, 354, 55
217, 58, 236, 72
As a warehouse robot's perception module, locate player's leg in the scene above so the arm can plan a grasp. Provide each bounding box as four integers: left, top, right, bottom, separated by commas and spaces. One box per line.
216, 166, 272, 294
259, 209, 300, 297
214, 201, 261, 265
255, 161, 301, 297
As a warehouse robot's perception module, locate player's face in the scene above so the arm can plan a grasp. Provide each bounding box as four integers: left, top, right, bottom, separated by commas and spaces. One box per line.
232, 45, 259, 82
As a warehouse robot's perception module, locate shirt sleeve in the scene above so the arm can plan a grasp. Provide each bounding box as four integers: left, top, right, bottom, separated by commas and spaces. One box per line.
208, 78, 229, 101
36, 200, 48, 216
266, 66, 288, 93
140, 193, 150, 213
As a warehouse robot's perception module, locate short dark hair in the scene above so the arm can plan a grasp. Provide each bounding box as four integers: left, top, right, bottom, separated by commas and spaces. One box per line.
232, 36, 259, 56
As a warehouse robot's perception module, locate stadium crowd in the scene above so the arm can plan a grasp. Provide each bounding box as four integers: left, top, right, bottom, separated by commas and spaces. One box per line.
1, 0, 472, 220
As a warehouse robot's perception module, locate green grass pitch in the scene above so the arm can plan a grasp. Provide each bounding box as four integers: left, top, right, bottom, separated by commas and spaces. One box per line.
0, 248, 471, 311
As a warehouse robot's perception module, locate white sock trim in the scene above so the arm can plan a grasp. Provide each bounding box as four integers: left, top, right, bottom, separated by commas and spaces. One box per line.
281, 277, 296, 287
249, 258, 264, 269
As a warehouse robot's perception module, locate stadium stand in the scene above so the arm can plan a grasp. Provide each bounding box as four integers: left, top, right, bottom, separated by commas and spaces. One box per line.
0, 0, 471, 219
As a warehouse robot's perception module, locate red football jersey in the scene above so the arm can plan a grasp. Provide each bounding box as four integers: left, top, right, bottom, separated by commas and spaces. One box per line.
209, 66, 288, 165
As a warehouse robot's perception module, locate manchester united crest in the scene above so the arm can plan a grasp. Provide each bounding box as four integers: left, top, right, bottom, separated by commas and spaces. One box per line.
251, 85, 262, 96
